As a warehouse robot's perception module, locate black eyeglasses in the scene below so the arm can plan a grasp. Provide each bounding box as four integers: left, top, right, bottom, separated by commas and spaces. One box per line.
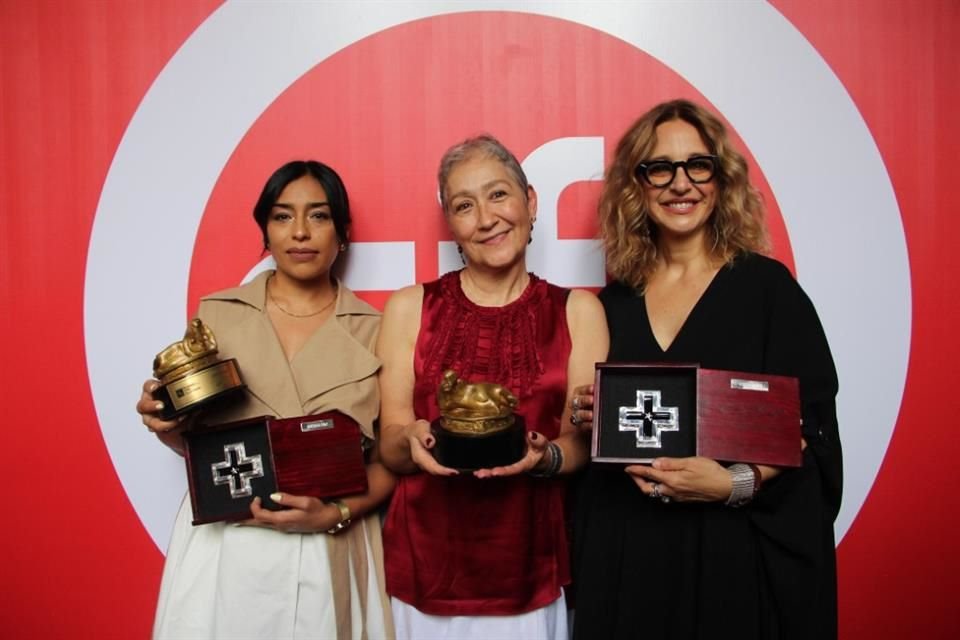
634, 155, 719, 188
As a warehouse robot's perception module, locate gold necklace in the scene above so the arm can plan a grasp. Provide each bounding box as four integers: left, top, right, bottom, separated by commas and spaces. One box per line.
267, 277, 337, 318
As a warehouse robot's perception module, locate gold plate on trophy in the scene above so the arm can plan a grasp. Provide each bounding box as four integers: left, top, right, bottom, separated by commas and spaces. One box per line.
152, 318, 245, 420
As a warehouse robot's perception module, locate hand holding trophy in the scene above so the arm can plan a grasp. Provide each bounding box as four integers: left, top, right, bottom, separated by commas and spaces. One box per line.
150, 318, 246, 421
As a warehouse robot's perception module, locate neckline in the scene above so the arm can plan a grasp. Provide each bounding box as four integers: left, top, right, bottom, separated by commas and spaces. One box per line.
642, 263, 725, 354
449, 269, 541, 313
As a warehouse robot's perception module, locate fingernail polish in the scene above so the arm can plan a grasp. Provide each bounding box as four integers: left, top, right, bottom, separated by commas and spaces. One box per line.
270, 493, 282, 502
155, 401, 165, 411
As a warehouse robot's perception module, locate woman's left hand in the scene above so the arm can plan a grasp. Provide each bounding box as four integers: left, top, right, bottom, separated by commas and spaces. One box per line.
245, 493, 342, 533
473, 431, 550, 479
625, 456, 732, 503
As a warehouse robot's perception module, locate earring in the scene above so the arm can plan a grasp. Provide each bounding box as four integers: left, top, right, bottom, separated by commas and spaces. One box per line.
457, 244, 465, 265
528, 221, 535, 245
339, 243, 347, 252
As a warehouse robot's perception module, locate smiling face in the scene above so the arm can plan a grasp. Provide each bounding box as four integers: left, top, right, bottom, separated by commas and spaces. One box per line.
444, 153, 537, 272
642, 119, 718, 245
266, 174, 341, 284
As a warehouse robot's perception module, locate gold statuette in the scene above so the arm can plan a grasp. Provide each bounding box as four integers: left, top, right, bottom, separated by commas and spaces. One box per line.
151, 318, 245, 420
432, 370, 525, 469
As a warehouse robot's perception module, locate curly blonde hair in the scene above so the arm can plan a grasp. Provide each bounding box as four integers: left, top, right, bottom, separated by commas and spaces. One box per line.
600, 99, 768, 291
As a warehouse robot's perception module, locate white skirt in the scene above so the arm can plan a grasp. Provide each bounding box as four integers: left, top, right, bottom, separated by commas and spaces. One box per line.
153, 494, 388, 640
391, 592, 567, 640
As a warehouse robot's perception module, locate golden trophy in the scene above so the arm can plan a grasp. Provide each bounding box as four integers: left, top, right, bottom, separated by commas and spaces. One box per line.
431, 370, 526, 470
151, 318, 245, 420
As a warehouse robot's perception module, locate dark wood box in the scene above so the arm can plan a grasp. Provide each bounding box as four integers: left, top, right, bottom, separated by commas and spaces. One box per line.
591, 363, 801, 467
183, 411, 368, 525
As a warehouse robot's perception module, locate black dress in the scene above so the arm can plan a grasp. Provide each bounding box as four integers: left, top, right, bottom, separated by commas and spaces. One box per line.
572, 253, 841, 640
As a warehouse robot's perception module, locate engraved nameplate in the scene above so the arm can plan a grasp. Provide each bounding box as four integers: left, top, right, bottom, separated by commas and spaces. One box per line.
730, 378, 769, 392
301, 419, 334, 432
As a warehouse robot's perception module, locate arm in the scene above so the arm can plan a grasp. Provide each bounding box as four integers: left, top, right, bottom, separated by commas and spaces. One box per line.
375, 285, 456, 476
552, 288, 610, 473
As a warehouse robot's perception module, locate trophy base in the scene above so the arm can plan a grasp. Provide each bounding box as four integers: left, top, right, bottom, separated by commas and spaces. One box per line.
431, 416, 526, 471
153, 358, 245, 420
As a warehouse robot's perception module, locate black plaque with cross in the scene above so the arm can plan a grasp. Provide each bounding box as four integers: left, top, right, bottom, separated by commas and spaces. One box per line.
618, 390, 679, 448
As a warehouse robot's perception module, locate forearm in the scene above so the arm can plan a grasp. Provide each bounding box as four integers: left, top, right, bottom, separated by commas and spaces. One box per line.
378, 422, 419, 474
336, 461, 396, 521
554, 428, 591, 474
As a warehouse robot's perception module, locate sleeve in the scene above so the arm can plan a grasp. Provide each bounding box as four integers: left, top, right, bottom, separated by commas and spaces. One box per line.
759, 262, 842, 520
746, 261, 841, 639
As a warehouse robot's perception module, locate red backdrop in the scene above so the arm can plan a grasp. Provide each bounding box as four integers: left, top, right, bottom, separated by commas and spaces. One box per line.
1, 1, 957, 637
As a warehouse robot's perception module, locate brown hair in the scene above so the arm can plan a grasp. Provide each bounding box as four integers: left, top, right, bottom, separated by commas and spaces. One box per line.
599, 99, 768, 291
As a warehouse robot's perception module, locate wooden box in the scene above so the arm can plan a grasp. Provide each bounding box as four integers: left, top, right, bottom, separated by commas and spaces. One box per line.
183, 411, 368, 525
591, 363, 801, 467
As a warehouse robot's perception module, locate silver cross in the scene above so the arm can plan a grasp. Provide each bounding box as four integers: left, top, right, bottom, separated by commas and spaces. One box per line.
211, 442, 264, 499
619, 390, 679, 448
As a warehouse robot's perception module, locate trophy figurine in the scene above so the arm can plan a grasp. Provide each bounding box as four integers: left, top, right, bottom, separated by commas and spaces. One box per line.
151, 318, 246, 421
431, 370, 526, 470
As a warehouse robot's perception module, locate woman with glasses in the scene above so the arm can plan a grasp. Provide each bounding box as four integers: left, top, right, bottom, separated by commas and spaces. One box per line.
376, 134, 608, 640
137, 161, 395, 639
569, 100, 841, 639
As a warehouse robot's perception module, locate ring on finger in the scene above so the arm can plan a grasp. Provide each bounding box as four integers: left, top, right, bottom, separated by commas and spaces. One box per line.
651, 483, 661, 499
569, 412, 582, 427
571, 396, 581, 411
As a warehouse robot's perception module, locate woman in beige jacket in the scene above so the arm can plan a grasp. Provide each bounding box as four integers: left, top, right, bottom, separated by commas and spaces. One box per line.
138, 160, 395, 640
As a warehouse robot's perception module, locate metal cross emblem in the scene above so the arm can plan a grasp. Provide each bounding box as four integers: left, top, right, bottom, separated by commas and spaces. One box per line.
619, 390, 679, 448
211, 442, 264, 499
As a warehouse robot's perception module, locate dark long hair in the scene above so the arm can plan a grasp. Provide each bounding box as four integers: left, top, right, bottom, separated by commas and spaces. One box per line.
252, 160, 351, 250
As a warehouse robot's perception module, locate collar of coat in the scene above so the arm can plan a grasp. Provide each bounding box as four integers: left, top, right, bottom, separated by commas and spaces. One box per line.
202, 270, 379, 318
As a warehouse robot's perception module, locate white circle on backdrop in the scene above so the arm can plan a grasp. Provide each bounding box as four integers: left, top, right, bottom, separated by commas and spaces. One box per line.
85, 1, 909, 551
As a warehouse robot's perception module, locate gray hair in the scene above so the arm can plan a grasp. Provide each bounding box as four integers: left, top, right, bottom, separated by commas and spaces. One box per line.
437, 134, 529, 212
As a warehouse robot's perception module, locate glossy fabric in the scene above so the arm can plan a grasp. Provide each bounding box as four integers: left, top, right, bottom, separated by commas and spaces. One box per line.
384, 271, 572, 616
573, 253, 841, 640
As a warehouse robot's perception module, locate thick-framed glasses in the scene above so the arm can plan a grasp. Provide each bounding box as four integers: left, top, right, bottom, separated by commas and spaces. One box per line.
634, 155, 719, 188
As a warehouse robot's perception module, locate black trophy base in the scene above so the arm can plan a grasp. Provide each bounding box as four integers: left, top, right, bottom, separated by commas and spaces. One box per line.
431, 416, 526, 471
153, 358, 245, 420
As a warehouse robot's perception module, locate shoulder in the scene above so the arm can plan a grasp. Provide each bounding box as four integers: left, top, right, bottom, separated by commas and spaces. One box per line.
727, 252, 796, 287
199, 271, 268, 310
197, 272, 269, 328
382, 283, 425, 319
597, 280, 639, 310
566, 288, 605, 322
598, 279, 635, 298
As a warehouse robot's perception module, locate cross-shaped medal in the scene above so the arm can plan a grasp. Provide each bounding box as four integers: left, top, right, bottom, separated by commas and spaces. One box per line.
618, 390, 679, 448
211, 442, 264, 499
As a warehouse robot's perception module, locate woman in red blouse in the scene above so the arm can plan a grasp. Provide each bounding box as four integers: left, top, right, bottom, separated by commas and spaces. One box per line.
377, 134, 608, 639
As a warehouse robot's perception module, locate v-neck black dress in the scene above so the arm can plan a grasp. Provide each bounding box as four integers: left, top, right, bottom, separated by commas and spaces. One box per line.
572, 253, 841, 640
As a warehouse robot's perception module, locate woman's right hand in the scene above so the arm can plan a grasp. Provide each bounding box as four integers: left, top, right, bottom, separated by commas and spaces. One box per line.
136, 379, 185, 434
569, 384, 596, 430
407, 419, 458, 476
